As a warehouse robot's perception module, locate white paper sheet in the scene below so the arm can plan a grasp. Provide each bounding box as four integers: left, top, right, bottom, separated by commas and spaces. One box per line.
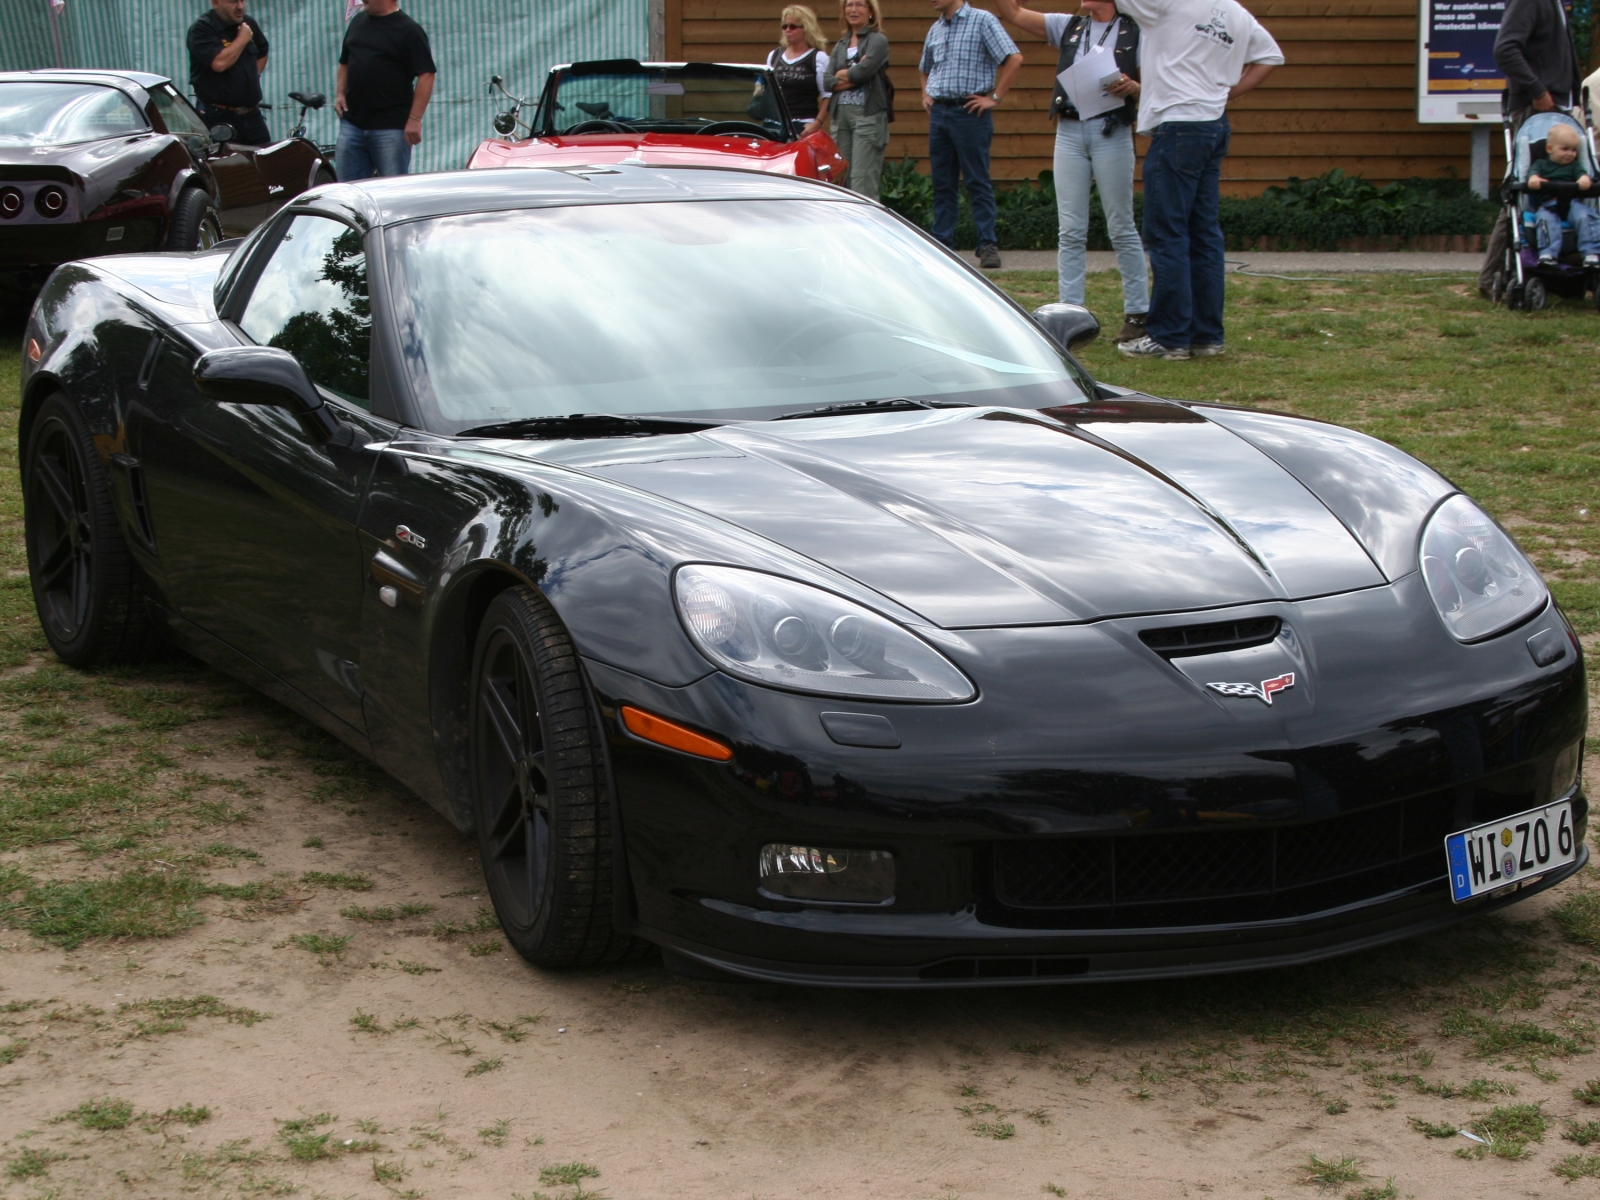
1056, 43, 1124, 121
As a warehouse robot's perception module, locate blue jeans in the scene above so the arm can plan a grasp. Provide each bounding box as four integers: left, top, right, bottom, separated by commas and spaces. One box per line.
336, 121, 412, 181
929, 103, 997, 248
1141, 118, 1229, 349
1054, 118, 1148, 312
1536, 199, 1600, 257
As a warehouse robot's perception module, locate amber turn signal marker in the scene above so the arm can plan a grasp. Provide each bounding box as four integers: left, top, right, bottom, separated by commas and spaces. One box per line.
620, 705, 733, 761
26, 338, 42, 363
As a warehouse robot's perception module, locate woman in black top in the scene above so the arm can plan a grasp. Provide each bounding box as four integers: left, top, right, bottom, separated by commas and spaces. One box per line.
769, 6, 832, 137
825, 0, 892, 200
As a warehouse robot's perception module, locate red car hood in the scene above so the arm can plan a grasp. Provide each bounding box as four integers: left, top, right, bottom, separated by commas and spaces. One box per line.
470, 132, 803, 172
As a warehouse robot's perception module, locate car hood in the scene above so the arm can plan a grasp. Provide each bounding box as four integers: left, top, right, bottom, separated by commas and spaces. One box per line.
519, 404, 1390, 628
471, 132, 800, 171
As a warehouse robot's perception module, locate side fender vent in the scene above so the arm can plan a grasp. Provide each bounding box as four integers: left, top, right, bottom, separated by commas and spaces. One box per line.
1139, 616, 1281, 659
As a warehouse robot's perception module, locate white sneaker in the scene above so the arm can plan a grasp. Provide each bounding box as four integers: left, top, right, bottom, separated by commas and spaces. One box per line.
1190, 343, 1226, 357
1117, 335, 1189, 360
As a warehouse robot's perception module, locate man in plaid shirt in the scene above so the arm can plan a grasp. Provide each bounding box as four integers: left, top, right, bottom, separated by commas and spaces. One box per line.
920, 0, 1023, 268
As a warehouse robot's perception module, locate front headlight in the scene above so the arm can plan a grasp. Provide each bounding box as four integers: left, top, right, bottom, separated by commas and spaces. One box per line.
1420, 494, 1548, 642
674, 564, 976, 702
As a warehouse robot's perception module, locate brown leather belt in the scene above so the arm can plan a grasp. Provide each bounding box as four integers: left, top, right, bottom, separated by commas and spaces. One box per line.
203, 102, 259, 114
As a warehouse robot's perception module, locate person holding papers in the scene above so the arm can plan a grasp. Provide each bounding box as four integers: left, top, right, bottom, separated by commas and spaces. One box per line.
995, 0, 1147, 342
1111, 0, 1281, 360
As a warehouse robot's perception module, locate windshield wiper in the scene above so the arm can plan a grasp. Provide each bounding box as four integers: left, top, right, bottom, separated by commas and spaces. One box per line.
456, 413, 722, 440
773, 398, 971, 421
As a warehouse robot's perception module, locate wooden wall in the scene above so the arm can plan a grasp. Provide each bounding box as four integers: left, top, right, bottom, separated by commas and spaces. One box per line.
665, 0, 1506, 195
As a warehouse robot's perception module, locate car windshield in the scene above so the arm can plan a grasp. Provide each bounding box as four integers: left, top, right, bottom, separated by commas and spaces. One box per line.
387, 199, 1089, 431
541, 65, 787, 140
0, 82, 148, 147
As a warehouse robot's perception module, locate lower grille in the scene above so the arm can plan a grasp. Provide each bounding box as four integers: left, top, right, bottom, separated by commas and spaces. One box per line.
990, 787, 1491, 926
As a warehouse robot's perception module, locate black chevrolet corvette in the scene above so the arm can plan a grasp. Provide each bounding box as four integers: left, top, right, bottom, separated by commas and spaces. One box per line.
18, 167, 1587, 987
0, 69, 330, 297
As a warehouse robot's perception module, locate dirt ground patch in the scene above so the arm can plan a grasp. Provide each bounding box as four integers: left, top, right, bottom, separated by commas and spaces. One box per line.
0, 658, 1598, 1200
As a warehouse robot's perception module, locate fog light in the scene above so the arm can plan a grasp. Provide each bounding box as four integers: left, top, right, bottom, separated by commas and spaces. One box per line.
758, 844, 894, 904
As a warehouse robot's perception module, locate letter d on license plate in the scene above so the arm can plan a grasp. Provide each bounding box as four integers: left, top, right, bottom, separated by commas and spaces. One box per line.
1445, 801, 1576, 903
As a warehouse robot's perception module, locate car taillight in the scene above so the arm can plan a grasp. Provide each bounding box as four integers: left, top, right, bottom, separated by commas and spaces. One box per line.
35, 186, 66, 218
0, 188, 21, 219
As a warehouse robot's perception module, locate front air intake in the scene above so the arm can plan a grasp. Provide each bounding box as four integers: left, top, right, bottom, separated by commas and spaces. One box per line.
1139, 616, 1281, 658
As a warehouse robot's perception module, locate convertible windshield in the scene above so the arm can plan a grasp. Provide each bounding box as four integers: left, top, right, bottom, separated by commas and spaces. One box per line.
540, 65, 787, 140
0, 82, 148, 147
389, 199, 1088, 430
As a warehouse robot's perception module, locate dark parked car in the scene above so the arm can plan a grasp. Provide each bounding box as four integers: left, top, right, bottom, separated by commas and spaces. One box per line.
0, 69, 330, 297
18, 167, 1587, 987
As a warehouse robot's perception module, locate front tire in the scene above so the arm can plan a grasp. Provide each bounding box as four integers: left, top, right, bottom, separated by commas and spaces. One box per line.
469, 587, 636, 968
165, 187, 222, 252
23, 394, 163, 666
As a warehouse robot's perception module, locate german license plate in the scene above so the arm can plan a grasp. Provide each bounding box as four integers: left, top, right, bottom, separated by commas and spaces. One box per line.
1445, 801, 1576, 903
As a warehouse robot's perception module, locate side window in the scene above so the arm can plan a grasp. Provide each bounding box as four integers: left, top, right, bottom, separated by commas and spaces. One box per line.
238, 214, 371, 408
149, 84, 212, 139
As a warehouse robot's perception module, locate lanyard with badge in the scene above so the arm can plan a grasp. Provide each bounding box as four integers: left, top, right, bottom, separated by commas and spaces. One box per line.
1072, 17, 1125, 136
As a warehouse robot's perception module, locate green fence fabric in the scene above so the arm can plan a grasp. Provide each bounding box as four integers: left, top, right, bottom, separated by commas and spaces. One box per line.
0, 0, 647, 173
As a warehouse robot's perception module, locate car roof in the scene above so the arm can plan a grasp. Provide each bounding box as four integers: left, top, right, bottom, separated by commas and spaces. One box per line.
0, 69, 167, 97
546, 60, 772, 76
297, 164, 861, 228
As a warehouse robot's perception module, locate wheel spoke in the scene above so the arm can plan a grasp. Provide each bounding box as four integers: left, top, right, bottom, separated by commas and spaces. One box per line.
485, 779, 526, 863
34, 535, 74, 589
480, 673, 523, 767
34, 453, 78, 529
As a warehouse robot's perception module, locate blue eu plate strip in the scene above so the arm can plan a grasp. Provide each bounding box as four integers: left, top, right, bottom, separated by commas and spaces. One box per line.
1446, 833, 1473, 902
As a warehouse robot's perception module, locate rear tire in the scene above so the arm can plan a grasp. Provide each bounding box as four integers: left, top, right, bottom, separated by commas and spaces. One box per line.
23, 393, 164, 667
312, 164, 336, 189
468, 586, 639, 968
165, 187, 222, 252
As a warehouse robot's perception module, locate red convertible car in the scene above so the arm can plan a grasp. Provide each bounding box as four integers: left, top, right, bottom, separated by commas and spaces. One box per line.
467, 60, 848, 182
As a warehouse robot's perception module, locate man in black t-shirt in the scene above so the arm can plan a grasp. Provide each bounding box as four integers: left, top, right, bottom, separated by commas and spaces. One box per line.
335, 0, 437, 180
186, 0, 271, 145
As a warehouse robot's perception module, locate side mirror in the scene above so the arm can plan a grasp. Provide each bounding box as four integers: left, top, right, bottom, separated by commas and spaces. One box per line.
194, 346, 344, 442
208, 123, 235, 146
1031, 303, 1100, 353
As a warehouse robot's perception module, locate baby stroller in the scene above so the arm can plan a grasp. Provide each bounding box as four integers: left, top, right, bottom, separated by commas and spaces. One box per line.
1490, 100, 1600, 311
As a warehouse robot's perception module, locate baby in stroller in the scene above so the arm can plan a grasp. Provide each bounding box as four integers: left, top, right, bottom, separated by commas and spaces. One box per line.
1527, 124, 1599, 267
1490, 107, 1600, 310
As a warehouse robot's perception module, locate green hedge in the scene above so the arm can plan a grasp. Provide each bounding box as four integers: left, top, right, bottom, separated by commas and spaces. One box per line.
878, 159, 1499, 252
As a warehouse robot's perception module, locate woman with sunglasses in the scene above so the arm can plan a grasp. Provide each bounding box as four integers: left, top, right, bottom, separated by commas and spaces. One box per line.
826, 0, 892, 200
770, 6, 833, 138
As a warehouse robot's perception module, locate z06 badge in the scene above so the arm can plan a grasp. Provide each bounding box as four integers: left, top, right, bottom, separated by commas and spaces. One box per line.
1206, 672, 1295, 706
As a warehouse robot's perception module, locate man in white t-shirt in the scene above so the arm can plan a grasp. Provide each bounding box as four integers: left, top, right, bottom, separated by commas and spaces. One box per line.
1113, 0, 1283, 360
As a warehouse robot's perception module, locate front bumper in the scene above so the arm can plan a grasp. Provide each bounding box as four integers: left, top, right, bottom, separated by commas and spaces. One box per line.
650, 847, 1585, 987
585, 582, 1588, 987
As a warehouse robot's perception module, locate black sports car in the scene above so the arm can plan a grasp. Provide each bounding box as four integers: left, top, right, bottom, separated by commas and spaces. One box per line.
0, 69, 330, 297
19, 167, 1586, 987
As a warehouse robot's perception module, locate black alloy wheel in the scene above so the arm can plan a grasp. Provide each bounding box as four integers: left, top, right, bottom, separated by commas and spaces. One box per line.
469, 587, 638, 967
23, 394, 162, 666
